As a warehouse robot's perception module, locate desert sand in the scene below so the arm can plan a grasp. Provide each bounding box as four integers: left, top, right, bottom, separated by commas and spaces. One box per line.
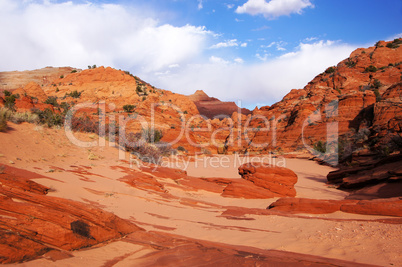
1, 122, 401, 266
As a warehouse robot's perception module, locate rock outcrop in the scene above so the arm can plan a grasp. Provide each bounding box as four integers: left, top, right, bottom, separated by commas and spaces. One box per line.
0, 67, 76, 91
14, 82, 48, 103
242, 39, 402, 156
0, 165, 143, 264
238, 162, 298, 197
268, 197, 402, 217
188, 90, 251, 119
326, 153, 402, 199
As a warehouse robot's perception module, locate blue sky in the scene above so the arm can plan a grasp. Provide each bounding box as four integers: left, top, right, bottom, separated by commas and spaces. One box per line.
1, 0, 401, 109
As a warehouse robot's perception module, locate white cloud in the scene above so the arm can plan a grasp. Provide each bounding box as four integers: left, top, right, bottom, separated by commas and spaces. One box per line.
263, 41, 287, 51
387, 33, 402, 41
149, 40, 358, 108
303, 36, 318, 42
256, 53, 270, 61
210, 39, 239, 49
226, 4, 235, 9
0, 0, 212, 72
234, 57, 244, 64
0, 1, 360, 110
209, 56, 229, 65
241, 42, 248, 47
236, 0, 314, 19
198, 0, 203, 10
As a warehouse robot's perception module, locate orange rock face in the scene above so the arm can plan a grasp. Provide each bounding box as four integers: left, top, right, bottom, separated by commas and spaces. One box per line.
0, 165, 143, 264
268, 197, 402, 217
14, 82, 48, 103
188, 90, 251, 119
0, 39, 401, 158
242, 39, 402, 155
238, 162, 298, 197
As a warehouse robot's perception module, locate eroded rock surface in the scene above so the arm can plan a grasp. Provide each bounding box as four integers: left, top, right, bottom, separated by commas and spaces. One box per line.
0, 165, 143, 264
238, 162, 298, 197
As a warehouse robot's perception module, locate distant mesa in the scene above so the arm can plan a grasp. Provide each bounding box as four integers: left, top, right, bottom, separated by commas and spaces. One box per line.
188, 90, 252, 119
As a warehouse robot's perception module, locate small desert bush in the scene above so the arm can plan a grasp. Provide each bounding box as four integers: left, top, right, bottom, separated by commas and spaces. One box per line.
142, 127, 163, 143
126, 141, 162, 164
123, 130, 170, 165
32, 108, 64, 128
65, 90, 82, 99
345, 60, 357, 68
71, 116, 99, 133
325, 66, 336, 74
364, 65, 377, 73
4, 94, 19, 110
0, 112, 7, 132
373, 89, 381, 102
44, 96, 59, 107
372, 79, 382, 89
3, 90, 11, 97
386, 38, 402, 49
123, 104, 135, 113
313, 140, 326, 154
158, 142, 176, 156
0, 108, 40, 125
177, 146, 187, 152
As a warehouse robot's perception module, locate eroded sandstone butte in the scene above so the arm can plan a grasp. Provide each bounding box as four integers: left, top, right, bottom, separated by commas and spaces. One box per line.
0, 39, 401, 157
244, 39, 402, 155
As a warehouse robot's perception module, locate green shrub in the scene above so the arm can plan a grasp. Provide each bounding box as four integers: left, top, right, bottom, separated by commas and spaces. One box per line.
123, 104, 135, 113
32, 108, 64, 127
60, 75, 64, 79
4, 94, 18, 110
0, 108, 40, 125
142, 127, 163, 143
313, 141, 326, 153
65, 90, 82, 99
375, 41, 383, 47
177, 146, 187, 152
71, 69, 77, 73
345, 60, 356, 68
364, 65, 377, 73
59, 102, 71, 114
136, 85, 143, 95
0, 111, 7, 132
71, 116, 98, 133
325, 66, 336, 74
3, 90, 11, 97
44, 96, 59, 106
372, 79, 382, 89
373, 89, 381, 102
386, 38, 402, 49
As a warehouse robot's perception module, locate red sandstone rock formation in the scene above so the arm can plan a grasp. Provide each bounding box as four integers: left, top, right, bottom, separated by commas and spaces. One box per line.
188, 90, 251, 119
14, 82, 48, 103
0, 165, 143, 264
245, 39, 402, 155
238, 162, 298, 197
268, 197, 402, 217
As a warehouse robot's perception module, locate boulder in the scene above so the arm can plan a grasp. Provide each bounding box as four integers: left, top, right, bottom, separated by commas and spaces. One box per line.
238, 162, 298, 197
